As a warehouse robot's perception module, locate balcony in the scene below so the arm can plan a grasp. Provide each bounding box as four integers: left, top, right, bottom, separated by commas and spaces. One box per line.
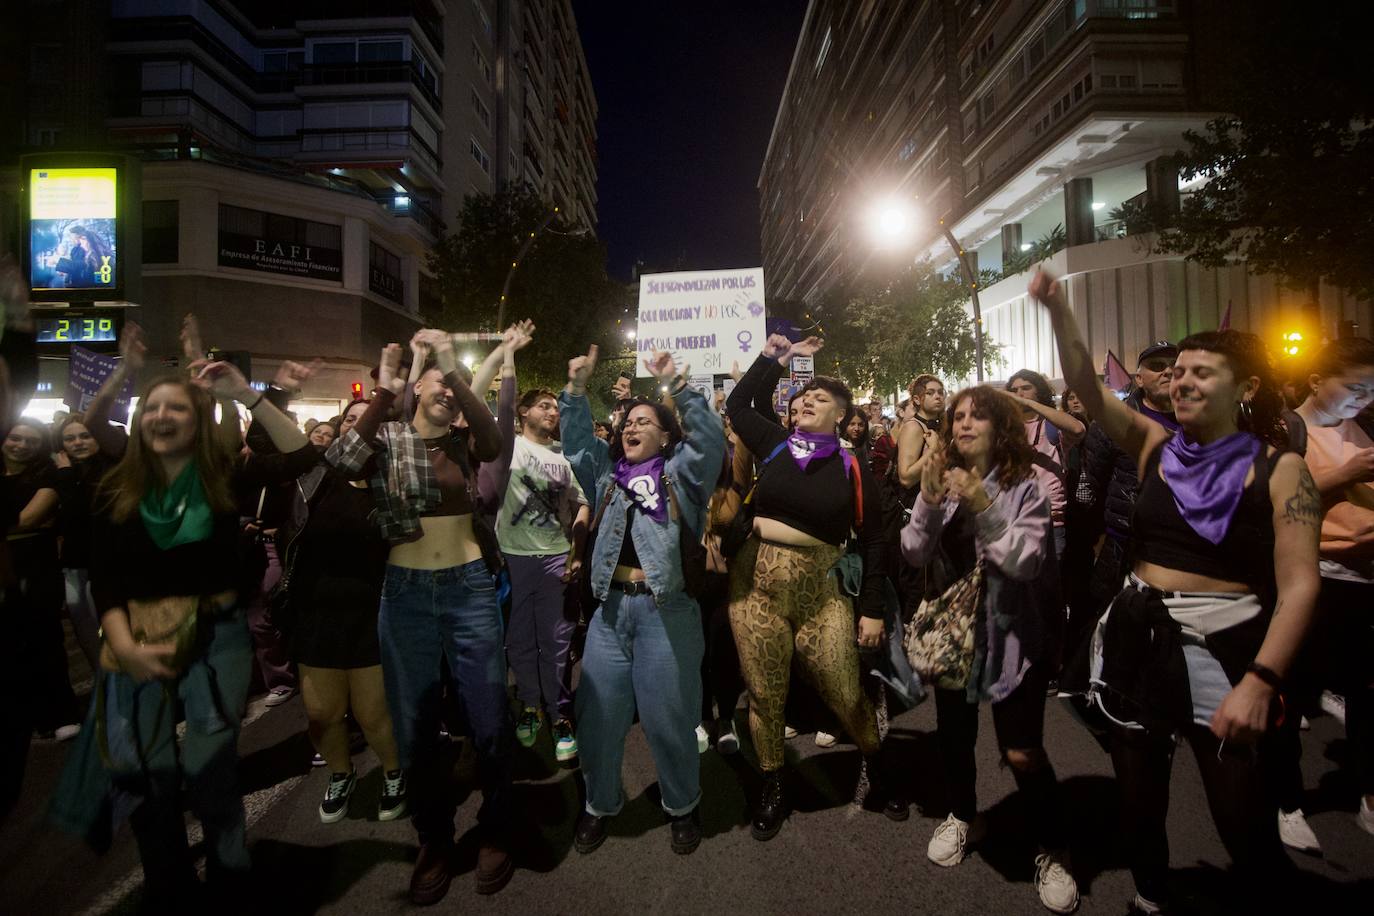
301, 60, 440, 112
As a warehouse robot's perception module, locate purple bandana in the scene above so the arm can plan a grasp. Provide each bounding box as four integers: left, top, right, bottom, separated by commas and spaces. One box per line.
613, 455, 668, 523
787, 430, 841, 472
1160, 431, 1261, 545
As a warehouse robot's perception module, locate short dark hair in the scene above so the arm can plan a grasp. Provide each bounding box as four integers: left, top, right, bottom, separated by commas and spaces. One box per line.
1006, 369, 1056, 409
418, 356, 473, 386
1177, 329, 1286, 448
608, 398, 684, 462
517, 387, 558, 426
800, 375, 856, 431
909, 374, 943, 399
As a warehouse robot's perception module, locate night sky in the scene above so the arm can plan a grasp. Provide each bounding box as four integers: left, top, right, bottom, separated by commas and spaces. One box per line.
571, 2, 807, 282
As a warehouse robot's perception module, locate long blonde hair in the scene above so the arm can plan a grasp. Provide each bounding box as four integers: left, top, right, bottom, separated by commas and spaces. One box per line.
95, 374, 237, 523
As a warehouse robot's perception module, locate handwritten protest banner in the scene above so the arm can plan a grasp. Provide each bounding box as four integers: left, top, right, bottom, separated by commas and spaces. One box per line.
635, 268, 766, 378
65, 344, 132, 421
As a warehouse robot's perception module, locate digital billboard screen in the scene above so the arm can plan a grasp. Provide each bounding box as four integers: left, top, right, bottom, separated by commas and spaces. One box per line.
29, 167, 118, 293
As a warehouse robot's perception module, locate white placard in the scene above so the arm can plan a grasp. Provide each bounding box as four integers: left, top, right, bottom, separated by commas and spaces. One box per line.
790, 355, 814, 384
635, 267, 766, 378
688, 373, 715, 409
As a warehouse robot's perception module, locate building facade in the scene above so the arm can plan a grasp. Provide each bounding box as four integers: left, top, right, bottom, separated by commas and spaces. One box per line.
758, 0, 1370, 385
2, 0, 597, 420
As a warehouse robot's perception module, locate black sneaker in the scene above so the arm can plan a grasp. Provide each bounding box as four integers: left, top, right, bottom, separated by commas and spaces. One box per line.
574, 812, 609, 854
670, 808, 702, 855
318, 770, 356, 824
378, 769, 408, 821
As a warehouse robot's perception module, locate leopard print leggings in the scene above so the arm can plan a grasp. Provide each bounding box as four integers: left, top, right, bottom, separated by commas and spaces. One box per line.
728, 537, 880, 772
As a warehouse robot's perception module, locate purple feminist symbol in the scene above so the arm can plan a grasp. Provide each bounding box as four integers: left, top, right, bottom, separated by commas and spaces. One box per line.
737, 330, 753, 353
747, 301, 764, 318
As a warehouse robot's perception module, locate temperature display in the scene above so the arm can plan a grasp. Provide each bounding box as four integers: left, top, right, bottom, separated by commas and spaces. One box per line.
36, 316, 117, 343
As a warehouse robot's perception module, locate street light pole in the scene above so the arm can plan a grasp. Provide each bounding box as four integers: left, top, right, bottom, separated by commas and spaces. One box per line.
939, 220, 984, 383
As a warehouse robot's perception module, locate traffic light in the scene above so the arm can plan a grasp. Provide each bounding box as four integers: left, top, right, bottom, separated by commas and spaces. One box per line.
350, 381, 364, 400
1281, 331, 1303, 358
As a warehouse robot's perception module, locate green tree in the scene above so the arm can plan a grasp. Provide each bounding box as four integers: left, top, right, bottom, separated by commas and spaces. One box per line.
1152, 5, 1374, 300
428, 184, 623, 391
817, 260, 988, 395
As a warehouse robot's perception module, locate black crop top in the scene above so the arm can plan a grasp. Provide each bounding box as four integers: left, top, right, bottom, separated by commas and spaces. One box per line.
725, 355, 887, 617
1131, 441, 1279, 594
617, 506, 641, 568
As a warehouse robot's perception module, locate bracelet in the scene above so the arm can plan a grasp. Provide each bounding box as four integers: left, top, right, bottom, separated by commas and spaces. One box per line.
1246, 661, 1285, 690
245, 391, 266, 411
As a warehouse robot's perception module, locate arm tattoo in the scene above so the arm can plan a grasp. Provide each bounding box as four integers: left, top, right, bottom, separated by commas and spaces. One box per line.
1282, 465, 1323, 528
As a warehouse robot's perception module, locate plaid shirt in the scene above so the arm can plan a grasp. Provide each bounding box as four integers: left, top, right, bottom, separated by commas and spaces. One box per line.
328, 420, 439, 542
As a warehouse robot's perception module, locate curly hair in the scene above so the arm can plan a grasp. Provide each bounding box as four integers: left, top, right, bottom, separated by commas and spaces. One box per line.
608, 398, 684, 462
1177, 330, 1287, 449
1006, 369, 1056, 409
942, 386, 1035, 486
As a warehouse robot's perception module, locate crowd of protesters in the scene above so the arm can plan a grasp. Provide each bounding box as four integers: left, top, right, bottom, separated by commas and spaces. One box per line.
2, 261, 1372, 914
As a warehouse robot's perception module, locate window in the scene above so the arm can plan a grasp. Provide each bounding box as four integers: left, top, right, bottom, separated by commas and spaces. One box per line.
369, 241, 403, 304
470, 137, 491, 174
262, 50, 303, 72
472, 89, 491, 129
142, 200, 179, 264
414, 53, 440, 99
359, 40, 404, 63
313, 42, 355, 65
471, 42, 492, 85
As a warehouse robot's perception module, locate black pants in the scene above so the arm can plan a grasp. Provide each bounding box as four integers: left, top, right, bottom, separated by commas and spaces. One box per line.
1315, 578, 1374, 796
698, 571, 743, 723
1110, 723, 1290, 904
12, 555, 80, 733
934, 665, 1064, 848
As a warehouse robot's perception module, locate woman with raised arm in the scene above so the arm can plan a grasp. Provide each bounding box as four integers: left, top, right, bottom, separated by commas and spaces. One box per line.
558, 344, 725, 856
327, 329, 510, 904
54, 413, 119, 674
1029, 270, 1320, 913
725, 334, 901, 842
76, 360, 314, 910
900, 387, 1078, 914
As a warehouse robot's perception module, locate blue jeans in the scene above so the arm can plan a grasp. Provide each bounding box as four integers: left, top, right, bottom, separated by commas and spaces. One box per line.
379, 561, 512, 845
103, 609, 252, 905
576, 589, 704, 817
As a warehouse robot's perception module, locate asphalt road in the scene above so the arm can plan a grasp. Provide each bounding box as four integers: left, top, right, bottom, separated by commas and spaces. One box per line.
2, 640, 1372, 915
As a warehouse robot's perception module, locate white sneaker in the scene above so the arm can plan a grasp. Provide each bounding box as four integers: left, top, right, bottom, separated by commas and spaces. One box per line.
927, 813, 971, 867
54, 724, 81, 742
716, 728, 739, 755
1277, 808, 1322, 853
1359, 797, 1374, 836
783, 724, 798, 739
1320, 690, 1346, 725
264, 686, 297, 707
1130, 893, 1163, 915
695, 724, 709, 754
1034, 850, 1079, 913
1299, 715, 1311, 731
814, 731, 837, 748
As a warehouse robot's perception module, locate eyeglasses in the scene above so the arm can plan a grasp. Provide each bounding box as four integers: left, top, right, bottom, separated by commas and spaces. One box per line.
1140, 358, 1174, 373
622, 418, 662, 431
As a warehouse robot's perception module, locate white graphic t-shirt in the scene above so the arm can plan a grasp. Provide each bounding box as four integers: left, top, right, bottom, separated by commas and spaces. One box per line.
496, 436, 588, 556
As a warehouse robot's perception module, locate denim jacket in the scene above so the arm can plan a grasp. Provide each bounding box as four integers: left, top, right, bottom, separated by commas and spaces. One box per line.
900, 468, 1051, 703
559, 384, 725, 604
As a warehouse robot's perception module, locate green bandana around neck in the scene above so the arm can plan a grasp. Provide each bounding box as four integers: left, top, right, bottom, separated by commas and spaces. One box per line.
139, 461, 214, 550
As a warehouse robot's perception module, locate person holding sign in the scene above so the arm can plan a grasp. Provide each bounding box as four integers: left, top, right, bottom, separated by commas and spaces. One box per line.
724, 334, 901, 842
558, 344, 725, 856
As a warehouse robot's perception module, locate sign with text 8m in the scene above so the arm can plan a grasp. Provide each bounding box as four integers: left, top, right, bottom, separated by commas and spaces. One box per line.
635, 268, 765, 378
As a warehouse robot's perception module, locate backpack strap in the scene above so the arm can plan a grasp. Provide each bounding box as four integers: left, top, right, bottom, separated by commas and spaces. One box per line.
741, 439, 791, 507
1281, 409, 1307, 457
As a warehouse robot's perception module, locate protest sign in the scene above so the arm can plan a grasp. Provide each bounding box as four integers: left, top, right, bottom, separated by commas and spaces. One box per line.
65, 344, 132, 421
635, 268, 765, 378
790, 355, 814, 385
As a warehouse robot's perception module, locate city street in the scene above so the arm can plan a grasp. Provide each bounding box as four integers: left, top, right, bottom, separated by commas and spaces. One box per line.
1, 632, 1371, 915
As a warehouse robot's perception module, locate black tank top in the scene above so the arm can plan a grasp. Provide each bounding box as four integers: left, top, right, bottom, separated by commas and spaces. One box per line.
1130, 441, 1280, 594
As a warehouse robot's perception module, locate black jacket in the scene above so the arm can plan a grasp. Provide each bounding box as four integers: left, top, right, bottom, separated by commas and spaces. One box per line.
1080, 390, 1175, 541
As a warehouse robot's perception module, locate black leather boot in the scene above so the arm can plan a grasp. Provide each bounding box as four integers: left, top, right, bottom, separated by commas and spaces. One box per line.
751, 769, 789, 841
863, 752, 910, 821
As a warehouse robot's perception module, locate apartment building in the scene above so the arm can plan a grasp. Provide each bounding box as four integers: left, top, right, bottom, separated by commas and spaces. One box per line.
1, 0, 597, 418
759, 0, 1370, 383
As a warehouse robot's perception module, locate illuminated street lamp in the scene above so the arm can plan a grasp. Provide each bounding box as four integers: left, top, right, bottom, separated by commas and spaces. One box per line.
866, 197, 985, 382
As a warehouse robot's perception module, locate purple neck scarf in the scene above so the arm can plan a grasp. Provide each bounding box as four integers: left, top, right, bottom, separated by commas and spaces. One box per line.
1139, 400, 1180, 433
787, 430, 841, 472
1160, 431, 1261, 545
613, 455, 668, 523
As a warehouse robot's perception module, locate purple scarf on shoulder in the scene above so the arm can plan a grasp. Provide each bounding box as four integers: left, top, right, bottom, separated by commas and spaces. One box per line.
613, 455, 668, 523
1160, 431, 1261, 545
787, 430, 842, 472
